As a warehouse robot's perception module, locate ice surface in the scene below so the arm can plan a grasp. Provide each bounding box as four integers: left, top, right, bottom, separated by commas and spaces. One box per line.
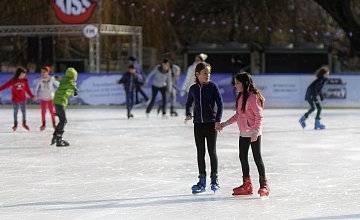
0, 107, 360, 220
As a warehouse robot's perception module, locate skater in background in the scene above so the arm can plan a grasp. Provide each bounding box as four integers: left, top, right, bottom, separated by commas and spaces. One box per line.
128, 56, 149, 104
157, 61, 181, 116
299, 66, 330, 129
230, 55, 246, 97
220, 72, 269, 197
181, 53, 208, 95
0, 67, 35, 131
117, 64, 142, 119
168, 63, 181, 116
185, 62, 223, 194
51, 67, 78, 147
34, 66, 59, 131
145, 59, 172, 117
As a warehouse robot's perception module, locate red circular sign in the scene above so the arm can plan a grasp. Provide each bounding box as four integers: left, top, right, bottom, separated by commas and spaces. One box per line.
50, 0, 97, 24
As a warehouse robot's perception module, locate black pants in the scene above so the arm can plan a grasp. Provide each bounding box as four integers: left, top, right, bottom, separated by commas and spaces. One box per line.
239, 136, 265, 177
54, 104, 67, 138
146, 86, 167, 115
304, 100, 322, 120
194, 122, 218, 179
135, 84, 148, 103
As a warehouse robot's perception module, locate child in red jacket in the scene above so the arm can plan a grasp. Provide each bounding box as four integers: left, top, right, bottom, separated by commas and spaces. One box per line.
0, 67, 35, 131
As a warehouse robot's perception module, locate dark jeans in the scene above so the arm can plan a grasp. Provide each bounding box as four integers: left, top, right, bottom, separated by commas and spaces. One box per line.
194, 122, 218, 178
54, 104, 67, 138
125, 90, 134, 112
304, 100, 322, 120
146, 86, 167, 115
239, 136, 265, 177
13, 102, 26, 122
135, 85, 148, 103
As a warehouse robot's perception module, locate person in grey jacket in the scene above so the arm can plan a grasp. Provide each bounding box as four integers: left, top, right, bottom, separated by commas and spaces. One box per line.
145, 59, 172, 117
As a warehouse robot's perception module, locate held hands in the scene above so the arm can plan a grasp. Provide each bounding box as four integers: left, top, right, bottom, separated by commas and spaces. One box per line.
215, 122, 227, 132
215, 122, 222, 132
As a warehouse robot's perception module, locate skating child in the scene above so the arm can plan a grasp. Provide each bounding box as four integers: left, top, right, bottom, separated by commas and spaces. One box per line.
34, 66, 59, 131
117, 64, 142, 118
299, 66, 330, 129
0, 67, 35, 131
185, 62, 223, 193
51, 67, 78, 147
220, 72, 269, 197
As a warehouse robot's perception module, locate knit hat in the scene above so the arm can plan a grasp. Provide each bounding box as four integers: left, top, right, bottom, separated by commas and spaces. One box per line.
199, 53, 208, 61
65, 67, 78, 79
128, 56, 136, 61
42, 66, 51, 73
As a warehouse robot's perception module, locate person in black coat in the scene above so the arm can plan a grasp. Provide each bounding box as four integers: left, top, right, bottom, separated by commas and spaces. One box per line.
118, 64, 142, 118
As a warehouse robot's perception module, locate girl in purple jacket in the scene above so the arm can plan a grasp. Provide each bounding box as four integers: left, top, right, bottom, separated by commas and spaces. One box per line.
221, 72, 269, 197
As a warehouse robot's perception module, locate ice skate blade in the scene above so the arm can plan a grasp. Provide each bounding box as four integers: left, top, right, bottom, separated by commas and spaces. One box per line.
192, 189, 206, 194
56, 145, 70, 147
232, 191, 253, 196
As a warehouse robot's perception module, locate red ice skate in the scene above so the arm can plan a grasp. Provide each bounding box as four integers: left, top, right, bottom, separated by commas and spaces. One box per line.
12, 121, 18, 132
232, 176, 253, 196
258, 176, 270, 197
40, 121, 46, 131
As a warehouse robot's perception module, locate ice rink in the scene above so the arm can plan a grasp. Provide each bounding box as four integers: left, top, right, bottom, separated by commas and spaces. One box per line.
0, 107, 360, 220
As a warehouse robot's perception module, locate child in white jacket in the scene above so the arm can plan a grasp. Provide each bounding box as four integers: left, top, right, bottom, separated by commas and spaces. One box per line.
34, 66, 59, 131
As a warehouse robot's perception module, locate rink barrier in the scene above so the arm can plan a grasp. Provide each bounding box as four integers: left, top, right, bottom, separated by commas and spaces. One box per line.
0, 72, 359, 108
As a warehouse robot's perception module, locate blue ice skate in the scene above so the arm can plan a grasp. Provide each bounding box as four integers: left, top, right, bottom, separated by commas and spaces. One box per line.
314, 119, 325, 130
210, 178, 220, 193
299, 115, 306, 128
191, 177, 206, 194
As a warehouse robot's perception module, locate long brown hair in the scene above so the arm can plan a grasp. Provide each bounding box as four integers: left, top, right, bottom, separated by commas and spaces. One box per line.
12, 67, 27, 80
235, 72, 265, 112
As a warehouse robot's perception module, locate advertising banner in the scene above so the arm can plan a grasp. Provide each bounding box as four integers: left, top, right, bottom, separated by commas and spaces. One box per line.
0, 72, 360, 108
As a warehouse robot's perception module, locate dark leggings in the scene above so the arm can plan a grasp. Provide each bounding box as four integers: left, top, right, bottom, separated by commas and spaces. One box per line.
54, 104, 67, 138
304, 100, 322, 120
146, 86, 167, 115
194, 122, 218, 178
239, 136, 265, 177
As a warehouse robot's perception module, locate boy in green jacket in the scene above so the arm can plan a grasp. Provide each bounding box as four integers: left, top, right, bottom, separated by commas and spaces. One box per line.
51, 67, 79, 147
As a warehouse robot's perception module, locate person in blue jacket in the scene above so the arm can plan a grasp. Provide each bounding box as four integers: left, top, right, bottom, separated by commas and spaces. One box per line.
299, 66, 330, 129
185, 62, 223, 194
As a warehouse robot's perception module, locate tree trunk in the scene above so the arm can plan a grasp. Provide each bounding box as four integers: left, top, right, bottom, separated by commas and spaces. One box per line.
314, 0, 360, 53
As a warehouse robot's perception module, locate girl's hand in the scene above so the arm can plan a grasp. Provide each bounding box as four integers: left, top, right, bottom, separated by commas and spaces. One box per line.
251, 135, 258, 142
215, 122, 222, 131
185, 115, 192, 121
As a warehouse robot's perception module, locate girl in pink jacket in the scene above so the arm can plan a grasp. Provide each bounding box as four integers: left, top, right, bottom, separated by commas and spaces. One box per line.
221, 72, 269, 197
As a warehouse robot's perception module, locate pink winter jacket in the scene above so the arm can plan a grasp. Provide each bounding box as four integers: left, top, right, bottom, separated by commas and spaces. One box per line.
225, 93, 263, 137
